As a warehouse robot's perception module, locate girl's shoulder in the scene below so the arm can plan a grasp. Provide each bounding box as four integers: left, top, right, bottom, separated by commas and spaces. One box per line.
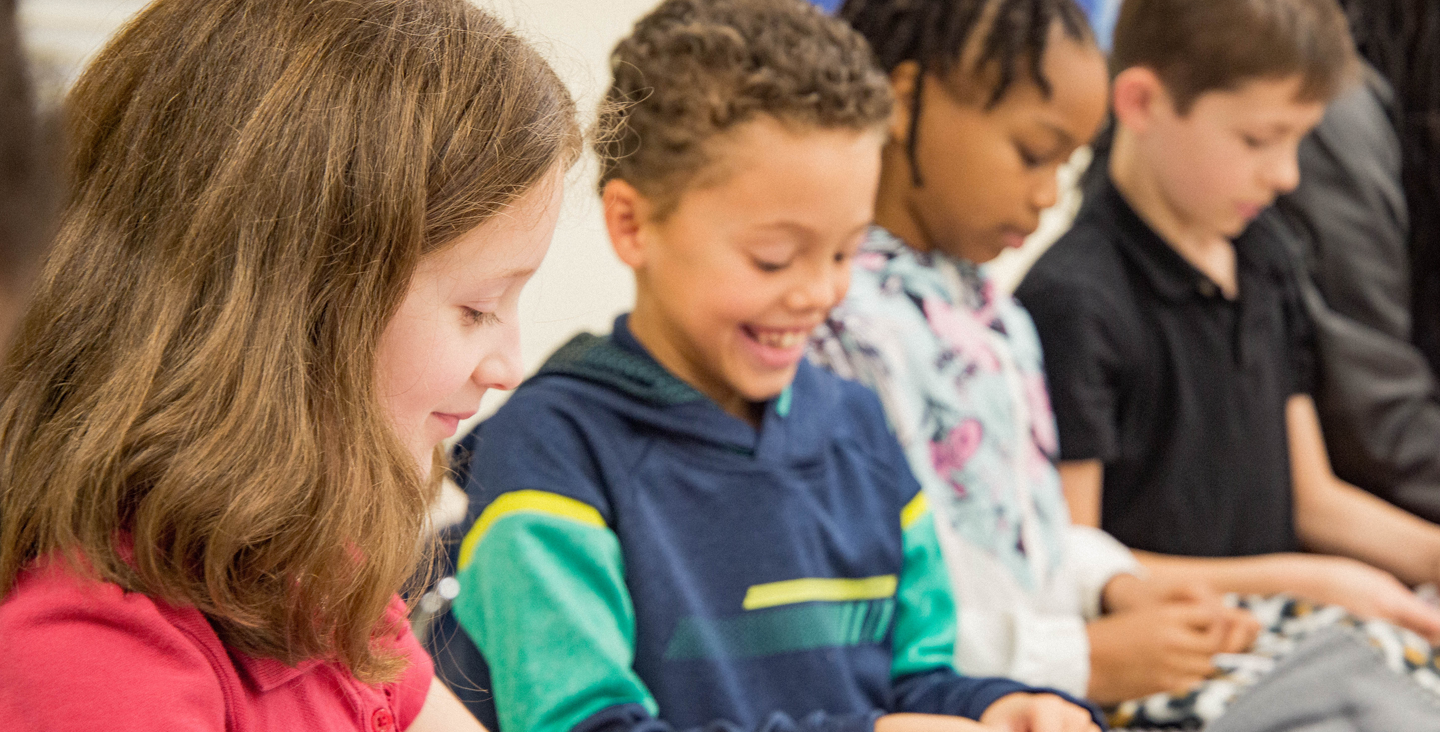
0, 557, 434, 732
0, 557, 232, 730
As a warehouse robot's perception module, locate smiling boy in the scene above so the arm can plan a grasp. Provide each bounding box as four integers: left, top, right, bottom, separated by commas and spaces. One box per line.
443, 2, 1102, 732
1017, 0, 1440, 637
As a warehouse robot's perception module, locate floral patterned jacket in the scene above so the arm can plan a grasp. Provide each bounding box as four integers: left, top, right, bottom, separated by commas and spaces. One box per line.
811, 227, 1137, 694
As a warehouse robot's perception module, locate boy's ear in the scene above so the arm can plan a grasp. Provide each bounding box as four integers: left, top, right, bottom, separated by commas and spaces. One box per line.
887, 61, 921, 145
602, 178, 650, 269
1112, 66, 1166, 134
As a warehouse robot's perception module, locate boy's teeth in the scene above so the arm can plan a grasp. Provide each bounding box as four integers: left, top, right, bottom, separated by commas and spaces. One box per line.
755, 330, 805, 349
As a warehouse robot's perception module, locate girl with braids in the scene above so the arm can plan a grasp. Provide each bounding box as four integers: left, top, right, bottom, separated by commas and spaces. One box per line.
811, 0, 1256, 710
0, 0, 578, 729
807, 0, 1436, 728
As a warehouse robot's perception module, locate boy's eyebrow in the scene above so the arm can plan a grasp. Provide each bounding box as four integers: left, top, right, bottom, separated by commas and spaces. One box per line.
747, 221, 872, 241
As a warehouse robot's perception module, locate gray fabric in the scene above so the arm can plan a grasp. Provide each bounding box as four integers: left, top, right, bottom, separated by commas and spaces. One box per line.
1207, 626, 1440, 732
1277, 68, 1440, 524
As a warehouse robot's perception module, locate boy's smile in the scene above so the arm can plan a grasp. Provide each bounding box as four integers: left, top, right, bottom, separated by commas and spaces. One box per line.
605, 116, 883, 424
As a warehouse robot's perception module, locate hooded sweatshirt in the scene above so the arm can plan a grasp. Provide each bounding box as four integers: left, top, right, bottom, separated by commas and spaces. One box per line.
449, 315, 1083, 732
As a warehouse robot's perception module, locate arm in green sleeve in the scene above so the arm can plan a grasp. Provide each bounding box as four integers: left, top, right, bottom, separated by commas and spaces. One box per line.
451, 493, 657, 732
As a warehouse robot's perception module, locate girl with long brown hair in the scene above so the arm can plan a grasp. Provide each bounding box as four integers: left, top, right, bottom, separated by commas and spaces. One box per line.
0, 0, 578, 728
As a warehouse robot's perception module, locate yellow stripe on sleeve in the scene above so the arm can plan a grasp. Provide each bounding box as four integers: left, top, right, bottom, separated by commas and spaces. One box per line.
900, 491, 929, 530
457, 490, 606, 570
741, 575, 898, 611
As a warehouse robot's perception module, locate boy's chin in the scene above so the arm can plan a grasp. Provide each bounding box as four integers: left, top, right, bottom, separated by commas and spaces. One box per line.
734, 366, 801, 405
1217, 217, 1250, 238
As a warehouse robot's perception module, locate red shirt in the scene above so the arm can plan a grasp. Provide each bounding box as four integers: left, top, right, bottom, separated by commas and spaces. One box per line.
0, 557, 434, 731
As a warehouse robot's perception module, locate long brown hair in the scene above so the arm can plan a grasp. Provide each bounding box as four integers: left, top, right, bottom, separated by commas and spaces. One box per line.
0, 0, 577, 681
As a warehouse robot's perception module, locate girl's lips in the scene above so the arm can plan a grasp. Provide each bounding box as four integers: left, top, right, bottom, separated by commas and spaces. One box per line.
1001, 231, 1028, 249
431, 411, 475, 438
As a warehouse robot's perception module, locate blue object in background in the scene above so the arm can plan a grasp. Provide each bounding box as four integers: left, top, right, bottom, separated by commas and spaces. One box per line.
1085, 0, 1122, 52
808, 0, 1121, 52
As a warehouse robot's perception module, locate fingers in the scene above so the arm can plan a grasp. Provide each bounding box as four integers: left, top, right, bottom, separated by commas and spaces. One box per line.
1216, 606, 1260, 653
1384, 591, 1440, 644
1011, 695, 1101, 732
1164, 580, 1222, 606
1167, 602, 1233, 647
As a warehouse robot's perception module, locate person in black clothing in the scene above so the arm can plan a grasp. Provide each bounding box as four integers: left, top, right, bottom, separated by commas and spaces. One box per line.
1017, 0, 1440, 642
1275, 67, 1440, 526
0, 0, 54, 346
1337, 0, 1440, 379
1269, 0, 1440, 528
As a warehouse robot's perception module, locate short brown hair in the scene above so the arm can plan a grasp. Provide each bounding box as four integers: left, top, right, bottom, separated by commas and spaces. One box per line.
595, 0, 892, 217
1112, 0, 1358, 114
0, 0, 577, 681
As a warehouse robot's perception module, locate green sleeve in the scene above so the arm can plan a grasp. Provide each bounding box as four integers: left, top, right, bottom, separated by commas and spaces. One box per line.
890, 492, 959, 679
451, 493, 658, 732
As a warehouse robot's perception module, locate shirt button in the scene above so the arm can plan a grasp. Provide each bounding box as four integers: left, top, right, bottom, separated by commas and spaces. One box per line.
372, 708, 395, 732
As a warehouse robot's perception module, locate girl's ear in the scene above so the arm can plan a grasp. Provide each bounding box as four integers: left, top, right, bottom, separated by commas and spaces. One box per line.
603, 178, 650, 269
887, 60, 921, 145
1112, 66, 1164, 134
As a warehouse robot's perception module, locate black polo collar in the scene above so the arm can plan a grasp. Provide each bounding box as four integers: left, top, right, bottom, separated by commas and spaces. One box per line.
1086, 172, 1239, 303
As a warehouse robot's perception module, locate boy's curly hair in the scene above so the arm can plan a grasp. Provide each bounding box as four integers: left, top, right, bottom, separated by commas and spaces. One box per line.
595, 0, 892, 218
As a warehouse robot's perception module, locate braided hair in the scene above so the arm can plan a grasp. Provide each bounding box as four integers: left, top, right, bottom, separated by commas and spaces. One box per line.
1340, 0, 1440, 370
840, 0, 1093, 184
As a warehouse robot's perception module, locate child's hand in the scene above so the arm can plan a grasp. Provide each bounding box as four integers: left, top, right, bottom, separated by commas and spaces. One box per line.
1102, 572, 1214, 613
874, 713, 991, 732
1101, 574, 1259, 654
977, 693, 1100, 732
1302, 555, 1440, 644
1086, 601, 1246, 705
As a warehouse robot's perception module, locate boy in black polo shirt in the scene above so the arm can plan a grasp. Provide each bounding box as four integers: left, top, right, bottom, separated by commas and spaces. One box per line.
1018, 0, 1440, 641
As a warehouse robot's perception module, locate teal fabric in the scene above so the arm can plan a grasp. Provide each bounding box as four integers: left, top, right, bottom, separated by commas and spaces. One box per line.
453, 513, 657, 732
891, 513, 959, 679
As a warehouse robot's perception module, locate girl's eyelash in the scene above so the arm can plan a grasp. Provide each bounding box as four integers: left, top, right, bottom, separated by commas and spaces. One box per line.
1017, 145, 1048, 168
462, 307, 500, 326
754, 259, 788, 273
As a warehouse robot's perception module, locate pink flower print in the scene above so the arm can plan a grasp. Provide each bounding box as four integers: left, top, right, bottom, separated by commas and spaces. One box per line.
856, 251, 888, 272
974, 279, 999, 323
1023, 375, 1058, 456
922, 297, 1001, 372
931, 419, 984, 497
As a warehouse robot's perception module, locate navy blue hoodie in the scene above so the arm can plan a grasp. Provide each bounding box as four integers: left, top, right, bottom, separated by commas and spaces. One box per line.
449, 316, 1093, 732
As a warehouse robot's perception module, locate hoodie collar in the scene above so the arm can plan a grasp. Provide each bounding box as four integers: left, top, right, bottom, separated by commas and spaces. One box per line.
536, 315, 806, 461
